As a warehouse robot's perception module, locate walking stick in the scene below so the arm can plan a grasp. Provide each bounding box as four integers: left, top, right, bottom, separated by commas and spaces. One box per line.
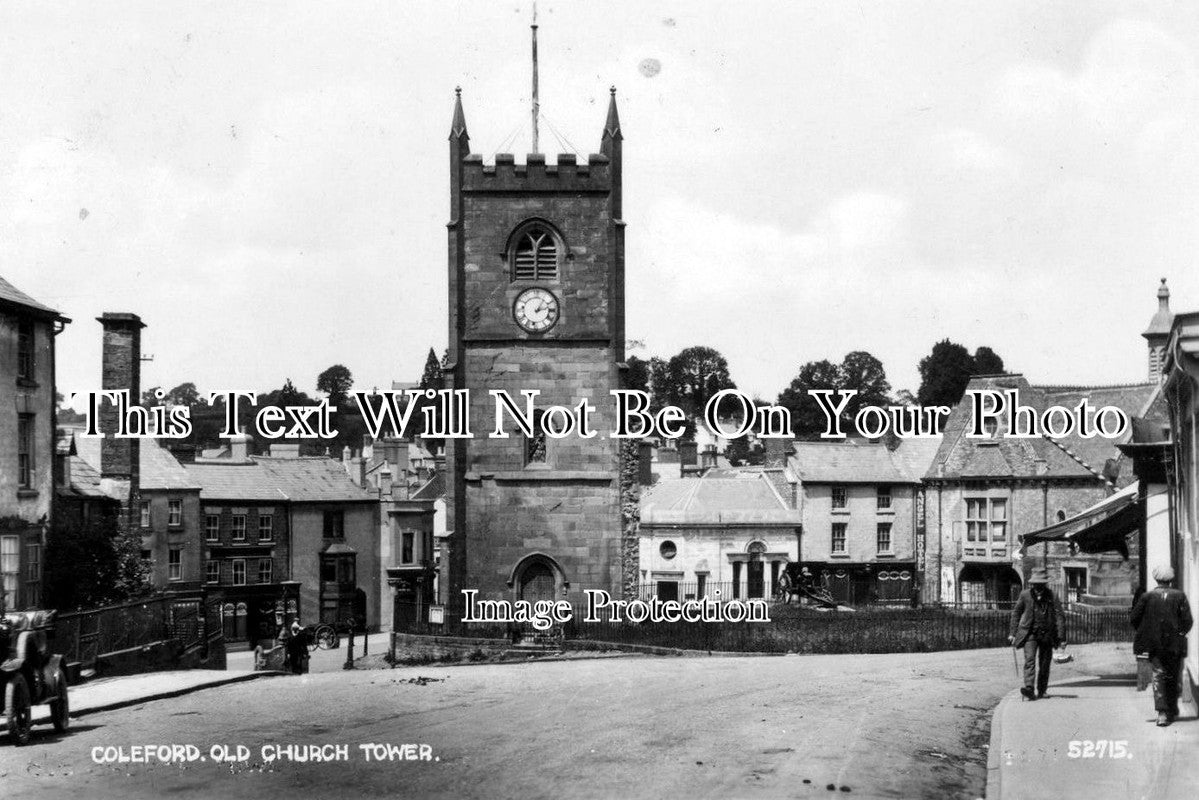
1011, 643, 1020, 678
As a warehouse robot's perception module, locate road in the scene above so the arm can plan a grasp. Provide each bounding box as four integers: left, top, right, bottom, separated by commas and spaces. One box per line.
1, 643, 1128, 800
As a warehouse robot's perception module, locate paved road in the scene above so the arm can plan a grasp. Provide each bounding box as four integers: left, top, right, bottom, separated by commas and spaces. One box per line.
1, 644, 1127, 800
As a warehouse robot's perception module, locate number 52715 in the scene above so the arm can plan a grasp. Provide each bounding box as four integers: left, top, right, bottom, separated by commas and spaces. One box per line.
1067, 740, 1130, 759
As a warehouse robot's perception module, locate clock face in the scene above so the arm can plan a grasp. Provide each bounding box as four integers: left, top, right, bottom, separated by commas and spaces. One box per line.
513, 287, 560, 333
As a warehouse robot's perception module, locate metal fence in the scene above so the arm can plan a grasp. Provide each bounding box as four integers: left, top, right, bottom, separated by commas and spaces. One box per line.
392, 595, 1133, 655
52, 592, 219, 675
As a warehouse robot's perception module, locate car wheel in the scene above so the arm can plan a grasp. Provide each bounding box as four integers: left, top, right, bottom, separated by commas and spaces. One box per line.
50, 668, 70, 733
6, 674, 32, 746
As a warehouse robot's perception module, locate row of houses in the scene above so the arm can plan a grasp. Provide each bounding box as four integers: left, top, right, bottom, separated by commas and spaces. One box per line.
635, 284, 1172, 607
1, 274, 442, 647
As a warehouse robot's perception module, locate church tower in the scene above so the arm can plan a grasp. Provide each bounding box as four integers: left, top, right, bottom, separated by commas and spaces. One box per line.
1143, 278, 1173, 383
441, 86, 627, 609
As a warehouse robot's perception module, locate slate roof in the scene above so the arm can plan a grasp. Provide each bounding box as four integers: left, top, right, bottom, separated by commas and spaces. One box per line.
640, 468, 802, 526
185, 456, 376, 503
926, 374, 1155, 488
74, 436, 200, 492
411, 471, 445, 501
0, 273, 67, 320
58, 456, 111, 499
789, 437, 941, 484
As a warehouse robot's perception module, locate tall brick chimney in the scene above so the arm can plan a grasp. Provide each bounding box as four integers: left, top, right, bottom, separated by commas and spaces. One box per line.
98, 312, 145, 533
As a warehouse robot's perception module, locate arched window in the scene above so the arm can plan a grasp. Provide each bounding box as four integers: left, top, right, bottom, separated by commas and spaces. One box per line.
511, 224, 559, 281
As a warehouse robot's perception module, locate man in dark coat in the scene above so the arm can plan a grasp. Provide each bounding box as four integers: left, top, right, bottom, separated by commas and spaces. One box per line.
1008, 568, 1065, 700
1131, 565, 1193, 726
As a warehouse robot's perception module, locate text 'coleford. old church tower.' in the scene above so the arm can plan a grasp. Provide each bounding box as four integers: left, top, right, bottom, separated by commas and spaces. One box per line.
442, 86, 628, 609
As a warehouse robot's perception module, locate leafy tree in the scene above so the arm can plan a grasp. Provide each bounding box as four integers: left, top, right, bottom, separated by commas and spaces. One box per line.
166, 382, 201, 407
43, 509, 147, 610
316, 365, 354, 407
419, 349, 443, 390
917, 340, 975, 407
725, 436, 765, 467
667, 346, 735, 415
56, 391, 85, 424
973, 346, 1005, 375
141, 386, 164, 407
625, 355, 650, 394
777, 359, 843, 437
840, 351, 892, 422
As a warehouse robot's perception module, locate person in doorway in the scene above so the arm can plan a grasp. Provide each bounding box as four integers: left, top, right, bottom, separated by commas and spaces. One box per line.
1008, 568, 1065, 700
1131, 565, 1193, 726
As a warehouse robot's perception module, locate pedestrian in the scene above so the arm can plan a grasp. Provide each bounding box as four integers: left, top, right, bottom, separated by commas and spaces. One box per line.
1130, 565, 1193, 727
1008, 567, 1065, 701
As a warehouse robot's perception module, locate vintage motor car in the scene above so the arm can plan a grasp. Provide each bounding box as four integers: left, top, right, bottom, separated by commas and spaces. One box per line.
1, 610, 70, 745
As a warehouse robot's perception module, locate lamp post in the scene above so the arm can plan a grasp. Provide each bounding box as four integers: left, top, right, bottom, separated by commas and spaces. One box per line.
343, 621, 355, 670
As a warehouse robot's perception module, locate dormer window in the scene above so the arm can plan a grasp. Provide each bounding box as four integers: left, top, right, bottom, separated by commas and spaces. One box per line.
511, 224, 559, 281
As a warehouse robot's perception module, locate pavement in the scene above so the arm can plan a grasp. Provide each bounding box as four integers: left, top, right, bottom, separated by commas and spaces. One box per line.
987, 651, 1199, 800
30, 669, 275, 724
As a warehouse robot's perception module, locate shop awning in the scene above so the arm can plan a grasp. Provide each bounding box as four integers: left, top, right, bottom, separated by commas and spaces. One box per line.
1021, 482, 1141, 557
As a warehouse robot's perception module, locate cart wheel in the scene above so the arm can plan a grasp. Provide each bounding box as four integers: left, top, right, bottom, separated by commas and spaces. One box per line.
315, 625, 338, 650
50, 667, 70, 733
5, 673, 32, 746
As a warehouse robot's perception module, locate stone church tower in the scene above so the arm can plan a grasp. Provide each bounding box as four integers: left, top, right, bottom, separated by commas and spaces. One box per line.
441, 88, 627, 609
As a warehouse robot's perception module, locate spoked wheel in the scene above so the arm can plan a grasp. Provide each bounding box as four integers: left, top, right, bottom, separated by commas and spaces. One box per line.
5, 673, 32, 746
50, 667, 70, 733
315, 625, 339, 650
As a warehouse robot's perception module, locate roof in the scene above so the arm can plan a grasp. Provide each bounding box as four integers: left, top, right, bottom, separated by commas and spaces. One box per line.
411, 471, 445, 501
0, 273, 67, 321
640, 468, 802, 526
1022, 482, 1139, 556
74, 436, 200, 492
789, 437, 940, 484
185, 456, 376, 503
57, 456, 113, 500
925, 374, 1155, 487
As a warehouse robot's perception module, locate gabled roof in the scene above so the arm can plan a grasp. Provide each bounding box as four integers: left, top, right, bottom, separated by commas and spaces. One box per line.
57, 456, 113, 500
789, 437, 940, 484
926, 374, 1155, 487
640, 468, 802, 526
0, 273, 68, 321
185, 456, 376, 503
73, 435, 200, 492
411, 471, 445, 501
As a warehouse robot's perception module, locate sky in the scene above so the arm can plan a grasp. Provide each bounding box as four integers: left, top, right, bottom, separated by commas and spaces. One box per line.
3, 1, 1198, 408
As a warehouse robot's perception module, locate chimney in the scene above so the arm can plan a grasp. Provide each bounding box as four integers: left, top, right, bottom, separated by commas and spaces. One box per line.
762, 437, 792, 468
379, 464, 393, 497
679, 440, 698, 467
1142, 278, 1173, 383
98, 313, 144, 481
638, 440, 654, 486
98, 313, 144, 536
362, 435, 374, 462
699, 444, 717, 470
230, 431, 250, 462
269, 443, 301, 459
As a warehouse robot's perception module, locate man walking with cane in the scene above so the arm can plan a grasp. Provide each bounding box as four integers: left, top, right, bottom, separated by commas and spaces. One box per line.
1131, 565, 1193, 727
1009, 568, 1065, 701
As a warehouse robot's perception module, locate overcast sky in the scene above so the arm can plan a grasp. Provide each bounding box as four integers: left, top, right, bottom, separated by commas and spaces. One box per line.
3, 1, 1198, 408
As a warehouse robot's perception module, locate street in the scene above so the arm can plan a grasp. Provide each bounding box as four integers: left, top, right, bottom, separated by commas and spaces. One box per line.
1, 644, 1128, 800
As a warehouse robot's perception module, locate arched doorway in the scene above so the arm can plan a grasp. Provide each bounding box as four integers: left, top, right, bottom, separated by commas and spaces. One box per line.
510, 554, 565, 603
746, 542, 767, 599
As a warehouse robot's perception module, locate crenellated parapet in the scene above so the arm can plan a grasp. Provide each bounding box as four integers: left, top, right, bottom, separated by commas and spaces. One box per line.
461, 152, 612, 193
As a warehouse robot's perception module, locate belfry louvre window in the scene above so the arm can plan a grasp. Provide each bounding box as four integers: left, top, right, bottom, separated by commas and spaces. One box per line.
512, 227, 558, 281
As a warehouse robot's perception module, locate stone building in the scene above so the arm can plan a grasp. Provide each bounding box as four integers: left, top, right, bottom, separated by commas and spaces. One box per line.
924, 373, 1152, 604
639, 468, 801, 602
0, 275, 68, 610
441, 88, 627, 611
790, 437, 940, 604
185, 448, 379, 644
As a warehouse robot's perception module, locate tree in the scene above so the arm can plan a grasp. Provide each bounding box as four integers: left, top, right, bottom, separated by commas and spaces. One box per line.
56, 391, 85, 424
973, 346, 1005, 375
667, 346, 735, 416
316, 365, 354, 407
778, 359, 842, 437
917, 340, 975, 407
625, 355, 650, 394
42, 509, 148, 611
839, 351, 892, 422
419, 349, 443, 391
166, 382, 201, 407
